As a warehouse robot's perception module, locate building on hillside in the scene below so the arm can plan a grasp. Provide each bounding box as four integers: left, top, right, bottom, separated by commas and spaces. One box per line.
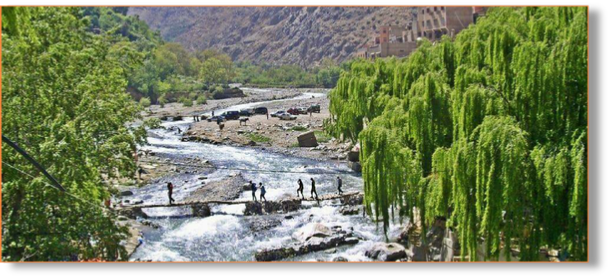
356, 7, 487, 60
357, 24, 418, 59
416, 6, 483, 42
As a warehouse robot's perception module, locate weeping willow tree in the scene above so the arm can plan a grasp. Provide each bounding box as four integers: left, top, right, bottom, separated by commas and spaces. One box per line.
328, 6, 587, 261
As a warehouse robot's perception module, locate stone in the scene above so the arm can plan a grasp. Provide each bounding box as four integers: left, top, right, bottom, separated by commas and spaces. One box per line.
339, 206, 359, 215
280, 199, 301, 212
348, 161, 362, 172
255, 247, 298, 261
347, 150, 359, 162
341, 194, 364, 206
191, 204, 211, 217
141, 220, 161, 229
365, 243, 408, 261
293, 223, 332, 242
297, 131, 318, 147
120, 190, 134, 196
244, 202, 263, 215
332, 256, 348, 262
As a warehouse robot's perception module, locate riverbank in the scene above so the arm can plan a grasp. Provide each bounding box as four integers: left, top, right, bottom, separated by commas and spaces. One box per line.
180, 89, 355, 161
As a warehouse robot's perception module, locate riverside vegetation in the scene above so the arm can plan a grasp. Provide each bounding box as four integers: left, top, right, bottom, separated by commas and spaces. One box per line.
327, 7, 587, 261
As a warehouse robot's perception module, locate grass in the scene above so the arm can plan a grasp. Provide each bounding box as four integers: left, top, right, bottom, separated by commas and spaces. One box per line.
290, 126, 309, 132
245, 132, 271, 143
314, 130, 332, 143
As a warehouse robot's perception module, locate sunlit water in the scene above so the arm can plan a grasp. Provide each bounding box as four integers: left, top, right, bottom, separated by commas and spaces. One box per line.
128, 89, 400, 261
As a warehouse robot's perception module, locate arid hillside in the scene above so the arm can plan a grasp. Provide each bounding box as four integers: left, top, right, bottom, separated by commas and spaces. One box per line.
128, 6, 416, 67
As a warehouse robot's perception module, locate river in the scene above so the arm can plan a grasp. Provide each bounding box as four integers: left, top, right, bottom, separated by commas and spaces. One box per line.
127, 88, 400, 262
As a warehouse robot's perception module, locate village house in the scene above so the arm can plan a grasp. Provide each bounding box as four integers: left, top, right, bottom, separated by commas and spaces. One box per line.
357, 6, 487, 59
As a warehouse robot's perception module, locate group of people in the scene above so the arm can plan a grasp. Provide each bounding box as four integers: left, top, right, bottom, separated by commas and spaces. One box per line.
167, 176, 344, 205
250, 181, 267, 202
296, 176, 343, 200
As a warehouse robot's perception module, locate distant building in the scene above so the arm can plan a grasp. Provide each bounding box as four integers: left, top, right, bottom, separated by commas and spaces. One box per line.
356, 7, 485, 60
359, 24, 418, 59
416, 6, 477, 42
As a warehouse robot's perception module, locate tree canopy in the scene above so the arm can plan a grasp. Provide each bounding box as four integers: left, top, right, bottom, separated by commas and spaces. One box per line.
327, 7, 588, 261
1, 7, 151, 261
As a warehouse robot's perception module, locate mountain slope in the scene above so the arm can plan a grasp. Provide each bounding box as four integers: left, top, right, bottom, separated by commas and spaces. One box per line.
128, 7, 416, 67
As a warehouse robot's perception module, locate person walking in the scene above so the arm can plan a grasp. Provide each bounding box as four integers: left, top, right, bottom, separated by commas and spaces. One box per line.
250, 180, 258, 202
167, 182, 175, 205
297, 179, 305, 199
310, 178, 318, 200
337, 176, 344, 195
259, 182, 267, 202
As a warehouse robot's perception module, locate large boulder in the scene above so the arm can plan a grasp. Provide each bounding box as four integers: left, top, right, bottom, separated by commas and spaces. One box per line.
255, 247, 298, 261
244, 202, 263, 215
365, 243, 408, 261
281, 199, 301, 212
297, 131, 318, 147
120, 190, 134, 196
339, 206, 359, 215
293, 223, 332, 242
348, 161, 362, 172
341, 193, 363, 206
191, 204, 211, 217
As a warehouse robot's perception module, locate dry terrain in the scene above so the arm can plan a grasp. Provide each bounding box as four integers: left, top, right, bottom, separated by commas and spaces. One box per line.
129, 7, 417, 66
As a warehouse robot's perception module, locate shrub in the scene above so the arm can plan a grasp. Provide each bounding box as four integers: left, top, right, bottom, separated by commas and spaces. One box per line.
196, 95, 207, 105
139, 97, 151, 107
179, 96, 193, 107
158, 95, 167, 108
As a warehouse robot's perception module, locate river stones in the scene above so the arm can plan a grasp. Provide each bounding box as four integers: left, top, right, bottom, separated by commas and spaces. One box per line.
332, 256, 349, 262
255, 225, 360, 261
340, 194, 363, 206
120, 190, 134, 196
293, 223, 332, 242
243, 199, 303, 215
339, 206, 359, 215
245, 216, 282, 233
365, 242, 408, 261
191, 204, 211, 217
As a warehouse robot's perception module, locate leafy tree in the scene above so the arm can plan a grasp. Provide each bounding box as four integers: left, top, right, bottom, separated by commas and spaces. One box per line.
2, 7, 149, 261
328, 7, 587, 261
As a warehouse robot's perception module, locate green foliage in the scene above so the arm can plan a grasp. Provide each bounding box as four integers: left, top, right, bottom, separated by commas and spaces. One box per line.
2, 7, 149, 261
179, 96, 193, 107
196, 95, 208, 105
329, 7, 588, 261
290, 126, 308, 132
233, 59, 348, 88
139, 97, 152, 107
245, 132, 271, 143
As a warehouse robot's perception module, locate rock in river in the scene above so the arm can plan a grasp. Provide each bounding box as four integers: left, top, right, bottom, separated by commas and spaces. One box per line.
365, 242, 408, 261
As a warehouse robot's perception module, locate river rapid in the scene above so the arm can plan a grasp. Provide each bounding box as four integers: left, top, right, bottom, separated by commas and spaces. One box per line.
127, 88, 400, 262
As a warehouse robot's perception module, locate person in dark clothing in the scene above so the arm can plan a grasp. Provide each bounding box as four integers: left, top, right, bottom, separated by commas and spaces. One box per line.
297, 179, 305, 199
167, 182, 175, 205
137, 167, 146, 180
337, 176, 344, 195
250, 180, 258, 202
259, 182, 267, 202
310, 178, 318, 200
212, 111, 215, 117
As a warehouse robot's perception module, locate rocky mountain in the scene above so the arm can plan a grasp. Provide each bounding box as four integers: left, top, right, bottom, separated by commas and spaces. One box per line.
128, 7, 416, 67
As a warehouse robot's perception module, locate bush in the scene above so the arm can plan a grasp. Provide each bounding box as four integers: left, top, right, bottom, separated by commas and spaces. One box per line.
179, 96, 193, 107
196, 95, 207, 105
291, 126, 308, 132
189, 92, 198, 100
158, 95, 167, 108
139, 97, 151, 107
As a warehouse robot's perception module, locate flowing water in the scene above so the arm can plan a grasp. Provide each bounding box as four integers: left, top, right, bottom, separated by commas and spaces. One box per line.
128, 88, 400, 262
